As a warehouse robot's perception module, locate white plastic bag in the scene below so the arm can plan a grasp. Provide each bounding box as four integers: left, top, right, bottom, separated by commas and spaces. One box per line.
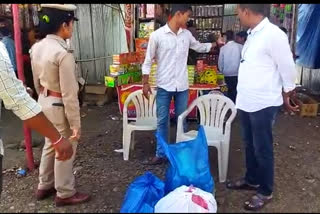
154, 185, 217, 213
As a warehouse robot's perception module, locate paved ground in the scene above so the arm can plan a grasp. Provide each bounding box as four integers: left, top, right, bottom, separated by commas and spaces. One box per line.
0, 102, 320, 213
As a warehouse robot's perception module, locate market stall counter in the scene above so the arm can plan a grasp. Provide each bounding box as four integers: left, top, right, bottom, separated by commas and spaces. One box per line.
116, 83, 228, 119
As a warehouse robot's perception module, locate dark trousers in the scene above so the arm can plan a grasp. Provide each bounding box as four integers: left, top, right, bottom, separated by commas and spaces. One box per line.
225, 76, 238, 103
239, 106, 280, 196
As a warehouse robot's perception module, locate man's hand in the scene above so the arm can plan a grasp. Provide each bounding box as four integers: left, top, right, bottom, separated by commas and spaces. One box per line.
216, 36, 225, 46
25, 86, 34, 97
69, 128, 81, 141
143, 83, 152, 100
283, 90, 300, 113
53, 137, 73, 161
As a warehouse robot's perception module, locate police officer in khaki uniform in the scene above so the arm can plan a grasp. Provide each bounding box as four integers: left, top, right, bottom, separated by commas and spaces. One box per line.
30, 4, 90, 206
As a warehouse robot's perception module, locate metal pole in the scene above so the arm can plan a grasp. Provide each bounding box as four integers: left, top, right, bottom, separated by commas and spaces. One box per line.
12, 4, 35, 171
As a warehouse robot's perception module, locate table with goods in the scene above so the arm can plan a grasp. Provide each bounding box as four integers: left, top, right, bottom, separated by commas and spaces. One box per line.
105, 51, 228, 119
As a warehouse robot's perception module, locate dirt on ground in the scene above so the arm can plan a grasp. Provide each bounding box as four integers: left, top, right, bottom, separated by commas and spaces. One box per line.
0, 101, 320, 213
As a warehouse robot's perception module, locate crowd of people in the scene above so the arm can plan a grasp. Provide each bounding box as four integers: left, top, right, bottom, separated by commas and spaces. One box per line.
0, 3, 299, 211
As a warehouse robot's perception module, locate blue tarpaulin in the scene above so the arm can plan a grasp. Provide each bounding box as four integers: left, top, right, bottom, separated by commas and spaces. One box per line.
296, 4, 320, 69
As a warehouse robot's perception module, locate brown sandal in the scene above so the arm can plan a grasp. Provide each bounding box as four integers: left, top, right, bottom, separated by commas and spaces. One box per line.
226, 178, 259, 191
244, 194, 273, 211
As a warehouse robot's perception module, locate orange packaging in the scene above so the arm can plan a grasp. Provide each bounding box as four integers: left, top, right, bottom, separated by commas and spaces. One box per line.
119, 53, 128, 64
136, 51, 146, 64
135, 38, 149, 53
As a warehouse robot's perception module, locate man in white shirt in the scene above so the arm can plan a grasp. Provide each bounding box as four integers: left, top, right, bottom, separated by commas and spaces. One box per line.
226, 4, 299, 211
218, 30, 243, 102
142, 4, 219, 165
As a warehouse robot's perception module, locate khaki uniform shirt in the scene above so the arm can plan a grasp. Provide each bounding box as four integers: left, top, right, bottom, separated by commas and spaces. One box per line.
30, 34, 80, 130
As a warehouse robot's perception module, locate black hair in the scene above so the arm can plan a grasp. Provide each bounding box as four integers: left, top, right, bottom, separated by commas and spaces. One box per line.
279, 26, 288, 34
236, 31, 248, 39
38, 7, 75, 37
187, 19, 194, 28
0, 27, 10, 36
170, 4, 192, 16
239, 4, 268, 16
225, 30, 234, 41
0, 18, 12, 36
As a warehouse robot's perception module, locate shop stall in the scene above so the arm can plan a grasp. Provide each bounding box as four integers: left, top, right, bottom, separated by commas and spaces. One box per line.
105, 4, 233, 119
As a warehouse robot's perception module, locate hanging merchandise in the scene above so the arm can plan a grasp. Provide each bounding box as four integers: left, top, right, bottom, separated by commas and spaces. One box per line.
24, 4, 31, 29
296, 4, 320, 69
124, 4, 133, 51
31, 4, 39, 26
18, 4, 24, 29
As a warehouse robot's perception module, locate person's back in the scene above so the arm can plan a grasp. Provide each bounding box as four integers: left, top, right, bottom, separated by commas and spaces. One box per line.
218, 30, 242, 102
31, 35, 69, 94
219, 40, 243, 77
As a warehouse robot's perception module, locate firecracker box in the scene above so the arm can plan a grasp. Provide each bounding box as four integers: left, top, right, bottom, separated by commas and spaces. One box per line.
105, 72, 142, 88
135, 38, 149, 53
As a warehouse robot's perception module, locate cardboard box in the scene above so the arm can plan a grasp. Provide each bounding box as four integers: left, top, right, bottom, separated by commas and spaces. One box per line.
294, 93, 319, 117
105, 72, 142, 88
135, 38, 149, 53
105, 76, 116, 88
85, 84, 107, 95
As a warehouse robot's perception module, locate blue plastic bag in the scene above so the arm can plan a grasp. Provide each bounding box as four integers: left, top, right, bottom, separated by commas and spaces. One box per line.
156, 126, 214, 194
120, 171, 164, 213
296, 4, 320, 69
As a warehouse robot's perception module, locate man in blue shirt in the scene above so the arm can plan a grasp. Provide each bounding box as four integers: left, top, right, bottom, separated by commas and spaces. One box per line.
0, 18, 16, 76
218, 30, 243, 102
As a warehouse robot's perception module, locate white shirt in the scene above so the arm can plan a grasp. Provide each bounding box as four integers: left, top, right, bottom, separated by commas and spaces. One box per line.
236, 18, 296, 112
142, 24, 212, 92
0, 42, 41, 120
218, 41, 243, 77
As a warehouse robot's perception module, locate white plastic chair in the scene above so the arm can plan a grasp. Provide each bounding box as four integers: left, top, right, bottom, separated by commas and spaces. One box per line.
122, 89, 157, 160
176, 94, 237, 183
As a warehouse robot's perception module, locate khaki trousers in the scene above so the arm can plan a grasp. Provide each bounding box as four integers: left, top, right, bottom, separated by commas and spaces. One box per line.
37, 93, 78, 199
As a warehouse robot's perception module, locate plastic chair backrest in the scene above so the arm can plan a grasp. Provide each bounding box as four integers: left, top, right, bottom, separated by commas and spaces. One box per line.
123, 89, 157, 121
194, 94, 236, 133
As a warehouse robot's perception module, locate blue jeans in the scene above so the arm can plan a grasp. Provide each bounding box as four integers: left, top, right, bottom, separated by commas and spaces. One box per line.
239, 106, 280, 196
156, 88, 189, 158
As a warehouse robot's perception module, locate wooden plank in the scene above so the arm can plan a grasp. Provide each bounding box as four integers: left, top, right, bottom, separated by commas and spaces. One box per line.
112, 4, 121, 53
77, 4, 96, 84
91, 4, 106, 84
310, 69, 320, 94
302, 67, 311, 89
70, 6, 82, 77
295, 64, 302, 85
103, 5, 114, 76
119, 4, 129, 53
